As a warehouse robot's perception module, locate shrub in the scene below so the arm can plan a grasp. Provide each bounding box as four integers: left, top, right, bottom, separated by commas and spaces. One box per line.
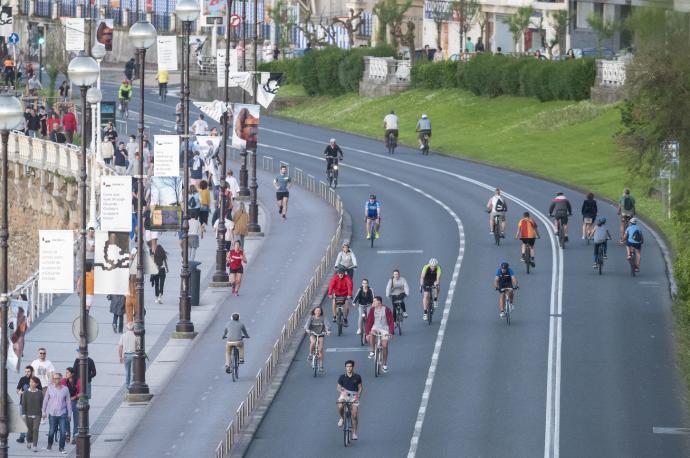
338, 46, 396, 93
315, 47, 347, 96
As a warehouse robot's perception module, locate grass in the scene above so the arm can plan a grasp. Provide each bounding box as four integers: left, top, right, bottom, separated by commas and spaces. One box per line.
277, 84, 307, 97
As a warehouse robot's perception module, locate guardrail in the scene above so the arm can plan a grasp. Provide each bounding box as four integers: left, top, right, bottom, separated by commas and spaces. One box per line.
214, 157, 343, 457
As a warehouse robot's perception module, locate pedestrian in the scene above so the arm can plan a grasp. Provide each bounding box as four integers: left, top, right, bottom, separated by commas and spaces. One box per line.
118, 322, 136, 387
114, 141, 128, 174
124, 57, 135, 81
42, 372, 71, 453
227, 240, 247, 296
76, 261, 95, 312
108, 294, 126, 333
26, 108, 40, 137
103, 121, 118, 144
59, 80, 70, 102
273, 164, 291, 220
226, 169, 240, 197
233, 202, 249, 248
101, 136, 114, 165
214, 209, 234, 252
126, 134, 137, 159
52, 125, 67, 144
465, 37, 475, 53
38, 106, 47, 138
126, 151, 141, 177
22, 376, 43, 451
190, 150, 203, 187
72, 348, 96, 399
27, 74, 42, 96
61, 110, 77, 144
188, 215, 201, 261
191, 113, 209, 136
199, 180, 211, 227
272, 46, 280, 60
46, 111, 60, 137
16, 365, 40, 444
60, 367, 79, 445
31, 348, 55, 393
475, 37, 485, 53
151, 244, 168, 304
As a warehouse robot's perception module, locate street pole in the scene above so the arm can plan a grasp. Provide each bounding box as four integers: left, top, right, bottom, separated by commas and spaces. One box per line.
238, 0, 249, 198
88, 102, 97, 228
0, 131, 9, 458
248, 0, 261, 233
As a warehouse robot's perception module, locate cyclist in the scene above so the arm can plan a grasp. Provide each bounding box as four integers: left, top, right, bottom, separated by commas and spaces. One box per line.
221, 313, 250, 371
334, 241, 357, 280
383, 110, 399, 150
415, 114, 431, 150
155, 68, 169, 100
365, 296, 394, 372
124, 57, 136, 81
590, 217, 612, 268
494, 261, 518, 318
304, 306, 330, 372
624, 217, 643, 272
118, 79, 132, 114
324, 138, 343, 174
486, 188, 508, 237
618, 188, 636, 242
353, 278, 374, 336
419, 258, 441, 321
337, 360, 363, 440
581, 192, 598, 240
549, 192, 572, 242
365, 194, 381, 240
385, 269, 409, 321
515, 211, 540, 267
328, 266, 353, 326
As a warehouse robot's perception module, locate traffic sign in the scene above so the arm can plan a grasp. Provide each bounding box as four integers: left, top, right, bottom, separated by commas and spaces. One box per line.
229, 14, 241, 28
8, 32, 18, 44
72, 314, 99, 344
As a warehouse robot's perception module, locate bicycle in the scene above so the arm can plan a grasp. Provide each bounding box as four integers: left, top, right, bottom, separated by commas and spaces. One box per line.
493, 214, 502, 246
226, 337, 247, 382
342, 399, 353, 447
372, 331, 387, 377
584, 217, 594, 245
422, 285, 438, 325
366, 217, 378, 248
334, 296, 348, 336
523, 244, 532, 274
421, 133, 430, 155
391, 294, 405, 336
629, 248, 637, 277
553, 216, 567, 249
119, 98, 129, 120
357, 303, 370, 346
327, 160, 339, 188
387, 131, 397, 154
499, 287, 515, 326
308, 332, 326, 377
596, 243, 606, 275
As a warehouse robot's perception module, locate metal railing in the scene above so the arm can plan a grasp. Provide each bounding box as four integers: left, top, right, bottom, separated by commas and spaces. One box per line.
214, 157, 343, 457
599, 60, 627, 86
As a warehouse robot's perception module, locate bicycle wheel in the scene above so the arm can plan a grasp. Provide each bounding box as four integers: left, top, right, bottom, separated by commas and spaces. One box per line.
558, 225, 565, 249
427, 306, 433, 325
337, 309, 343, 336
232, 347, 239, 382
396, 309, 402, 336
343, 409, 351, 447
360, 317, 366, 346
374, 347, 380, 377
598, 246, 604, 276
494, 217, 501, 246
313, 349, 318, 378
369, 221, 375, 248
630, 252, 636, 277
333, 170, 338, 189
525, 246, 531, 274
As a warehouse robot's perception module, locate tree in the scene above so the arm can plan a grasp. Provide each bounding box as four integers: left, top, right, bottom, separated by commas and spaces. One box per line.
332, 8, 365, 48
548, 10, 568, 56
477, 11, 490, 51
586, 13, 616, 56
501, 6, 534, 53
294, 7, 336, 47
451, 0, 479, 52
372, 0, 412, 48
391, 19, 417, 63
45, 25, 68, 97
268, 0, 295, 56
429, 1, 452, 50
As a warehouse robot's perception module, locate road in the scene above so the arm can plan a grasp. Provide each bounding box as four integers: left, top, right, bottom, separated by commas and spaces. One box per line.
240, 116, 690, 457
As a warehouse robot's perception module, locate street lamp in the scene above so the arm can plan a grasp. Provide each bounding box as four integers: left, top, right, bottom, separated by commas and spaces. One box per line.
86, 86, 102, 230
127, 19, 156, 401
248, 0, 261, 234
91, 41, 107, 175
67, 55, 99, 458
175, 0, 199, 336
0, 94, 23, 458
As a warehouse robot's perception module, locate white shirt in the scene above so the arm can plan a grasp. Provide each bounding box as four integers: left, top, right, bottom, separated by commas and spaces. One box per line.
188, 218, 201, 236
119, 331, 136, 353
384, 114, 398, 130
226, 175, 240, 196
191, 119, 209, 135
214, 218, 234, 241
489, 195, 507, 212
31, 359, 55, 387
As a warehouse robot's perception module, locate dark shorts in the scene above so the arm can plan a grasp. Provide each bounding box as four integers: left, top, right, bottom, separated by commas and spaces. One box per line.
555, 214, 569, 225
385, 129, 398, 140
229, 265, 244, 274
626, 241, 642, 250
520, 238, 536, 247
276, 191, 289, 201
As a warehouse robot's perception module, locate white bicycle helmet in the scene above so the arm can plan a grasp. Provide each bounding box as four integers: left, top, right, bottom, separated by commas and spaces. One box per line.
428, 258, 438, 267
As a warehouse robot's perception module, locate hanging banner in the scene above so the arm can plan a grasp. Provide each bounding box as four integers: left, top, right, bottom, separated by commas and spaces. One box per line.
64, 18, 85, 52
96, 19, 114, 51
0, 7, 13, 39
197, 136, 222, 186
154, 135, 180, 177
257, 72, 283, 109
93, 231, 130, 295
100, 175, 133, 232
8, 297, 28, 372
194, 100, 229, 123
38, 230, 74, 294
216, 49, 238, 87
156, 35, 178, 71
204, 0, 227, 18
146, 0, 154, 13
232, 103, 260, 151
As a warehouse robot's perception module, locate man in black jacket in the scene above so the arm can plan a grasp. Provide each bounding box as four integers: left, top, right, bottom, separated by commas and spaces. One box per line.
72, 348, 97, 398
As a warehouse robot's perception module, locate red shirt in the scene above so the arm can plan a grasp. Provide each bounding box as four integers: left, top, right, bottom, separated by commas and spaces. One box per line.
47, 117, 60, 135
227, 249, 244, 270
62, 112, 77, 132
327, 273, 352, 297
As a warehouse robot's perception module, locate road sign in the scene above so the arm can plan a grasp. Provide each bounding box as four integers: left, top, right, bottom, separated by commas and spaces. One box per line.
229, 14, 241, 28
72, 314, 99, 344
8, 32, 18, 44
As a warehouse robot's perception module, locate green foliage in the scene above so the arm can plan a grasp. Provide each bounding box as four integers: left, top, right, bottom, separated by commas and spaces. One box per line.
586, 13, 617, 55
372, 0, 412, 46
258, 58, 300, 85
502, 6, 534, 52
411, 61, 459, 89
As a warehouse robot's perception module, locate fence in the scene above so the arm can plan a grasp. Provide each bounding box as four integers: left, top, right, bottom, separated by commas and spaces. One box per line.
213, 155, 344, 457
598, 60, 626, 86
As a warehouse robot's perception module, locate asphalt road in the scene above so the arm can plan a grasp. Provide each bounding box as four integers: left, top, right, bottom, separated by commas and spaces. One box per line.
242, 116, 690, 457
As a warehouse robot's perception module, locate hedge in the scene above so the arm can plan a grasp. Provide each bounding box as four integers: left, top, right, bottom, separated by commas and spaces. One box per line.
258, 45, 397, 96
410, 54, 596, 102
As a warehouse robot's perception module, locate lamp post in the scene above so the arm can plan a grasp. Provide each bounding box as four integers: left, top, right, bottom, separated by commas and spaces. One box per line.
86, 86, 102, 230
248, 0, 261, 234
67, 55, 99, 458
174, 0, 199, 336
0, 95, 24, 458
127, 19, 156, 401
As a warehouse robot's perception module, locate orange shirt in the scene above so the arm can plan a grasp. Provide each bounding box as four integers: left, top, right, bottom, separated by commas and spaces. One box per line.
85, 271, 94, 296
517, 218, 538, 239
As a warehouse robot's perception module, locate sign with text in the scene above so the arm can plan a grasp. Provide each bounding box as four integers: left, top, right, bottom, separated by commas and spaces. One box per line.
156, 35, 178, 71
216, 49, 238, 87
100, 175, 133, 232
0, 7, 13, 39
38, 230, 74, 294
154, 135, 180, 177
64, 18, 85, 52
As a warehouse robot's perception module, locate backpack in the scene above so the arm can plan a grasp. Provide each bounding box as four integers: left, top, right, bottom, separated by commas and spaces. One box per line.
631, 228, 642, 243
188, 195, 199, 218
188, 195, 198, 209
623, 196, 634, 211
494, 198, 505, 212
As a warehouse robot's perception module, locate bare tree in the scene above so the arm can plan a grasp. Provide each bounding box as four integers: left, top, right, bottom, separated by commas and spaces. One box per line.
294, 7, 336, 46
373, 0, 412, 48
332, 8, 365, 48
451, 0, 479, 52
392, 20, 417, 64
548, 10, 569, 56
429, 1, 452, 50
45, 24, 68, 96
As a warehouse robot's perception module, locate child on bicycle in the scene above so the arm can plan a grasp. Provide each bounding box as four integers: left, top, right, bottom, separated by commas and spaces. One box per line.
589, 217, 612, 268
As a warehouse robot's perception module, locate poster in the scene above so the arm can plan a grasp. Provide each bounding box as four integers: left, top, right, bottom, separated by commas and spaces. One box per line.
154, 135, 180, 177
96, 19, 114, 51
0, 7, 13, 39
216, 49, 238, 87
232, 103, 260, 151
65, 18, 85, 52
197, 136, 222, 186
100, 175, 133, 232
204, 0, 227, 18
94, 231, 130, 295
257, 72, 283, 109
8, 298, 28, 372
156, 35, 178, 71
38, 230, 74, 294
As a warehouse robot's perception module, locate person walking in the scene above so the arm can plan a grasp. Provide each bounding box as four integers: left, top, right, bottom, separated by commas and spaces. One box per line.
188, 215, 201, 261
233, 202, 249, 248
214, 209, 234, 252
61, 110, 77, 144
226, 169, 240, 198
16, 365, 40, 444
59, 80, 70, 102
22, 376, 43, 451
108, 294, 126, 333
190, 150, 204, 187
151, 244, 168, 304
71, 348, 96, 398
38, 106, 48, 138
26, 108, 40, 138
42, 372, 71, 453
46, 111, 60, 137
31, 348, 55, 393
118, 322, 136, 387
198, 180, 211, 227
60, 367, 80, 445
227, 240, 247, 296
114, 142, 128, 175
101, 137, 114, 165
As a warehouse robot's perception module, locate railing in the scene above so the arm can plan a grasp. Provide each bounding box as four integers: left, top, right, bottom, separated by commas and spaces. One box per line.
363, 56, 412, 86
599, 60, 626, 86
214, 157, 343, 457
35, 0, 52, 17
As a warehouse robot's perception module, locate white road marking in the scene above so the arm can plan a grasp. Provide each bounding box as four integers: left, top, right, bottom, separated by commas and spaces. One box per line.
653, 427, 690, 435
377, 250, 424, 254
260, 128, 563, 458
325, 347, 371, 353
334, 183, 371, 187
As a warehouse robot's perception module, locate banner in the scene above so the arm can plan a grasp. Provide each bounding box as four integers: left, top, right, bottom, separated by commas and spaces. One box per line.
257, 72, 283, 109
8, 298, 28, 372
216, 49, 238, 87
194, 100, 229, 123
197, 136, 222, 186
204, 0, 227, 18
96, 19, 114, 51
38, 230, 74, 294
156, 35, 178, 71
232, 104, 260, 151
154, 135, 180, 177
100, 175, 133, 232
94, 231, 130, 295
0, 7, 13, 39
65, 18, 85, 52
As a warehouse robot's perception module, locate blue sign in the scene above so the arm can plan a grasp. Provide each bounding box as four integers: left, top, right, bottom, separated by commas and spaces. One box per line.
8, 32, 18, 44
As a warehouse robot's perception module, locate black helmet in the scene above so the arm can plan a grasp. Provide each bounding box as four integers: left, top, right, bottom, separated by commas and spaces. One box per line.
500, 261, 509, 269
369, 194, 376, 200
